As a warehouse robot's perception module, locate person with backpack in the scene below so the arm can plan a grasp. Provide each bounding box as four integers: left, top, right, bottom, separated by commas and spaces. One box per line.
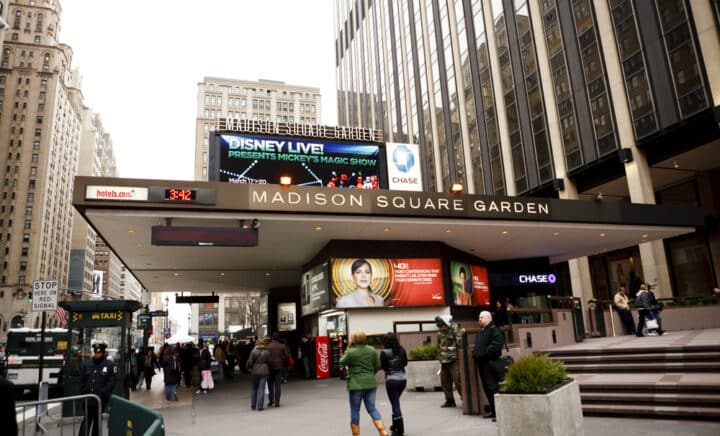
472, 311, 504, 422
162, 347, 181, 402
380, 332, 407, 436
142, 348, 160, 390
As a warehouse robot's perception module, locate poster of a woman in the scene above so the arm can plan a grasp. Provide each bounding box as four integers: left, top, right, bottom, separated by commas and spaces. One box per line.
335, 258, 386, 308
453, 263, 473, 305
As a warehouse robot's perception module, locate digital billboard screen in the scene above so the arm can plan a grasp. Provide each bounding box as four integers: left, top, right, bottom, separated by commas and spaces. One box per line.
216, 133, 382, 188
450, 261, 490, 306
330, 258, 445, 308
300, 263, 330, 317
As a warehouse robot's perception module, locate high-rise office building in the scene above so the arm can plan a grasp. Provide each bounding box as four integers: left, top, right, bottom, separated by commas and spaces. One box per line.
335, 0, 720, 302
194, 77, 322, 181
0, 0, 85, 332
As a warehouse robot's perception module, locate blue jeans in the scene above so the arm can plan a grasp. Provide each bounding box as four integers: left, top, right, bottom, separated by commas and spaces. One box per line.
349, 388, 382, 425
251, 375, 267, 409
385, 379, 406, 418
165, 384, 177, 401
268, 370, 282, 405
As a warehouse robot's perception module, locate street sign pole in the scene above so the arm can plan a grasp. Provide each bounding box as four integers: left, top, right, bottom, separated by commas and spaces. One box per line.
38, 311, 46, 383
32, 280, 58, 386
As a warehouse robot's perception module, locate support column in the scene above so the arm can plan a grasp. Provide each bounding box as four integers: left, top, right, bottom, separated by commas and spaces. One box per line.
689, 0, 720, 106
594, 0, 672, 297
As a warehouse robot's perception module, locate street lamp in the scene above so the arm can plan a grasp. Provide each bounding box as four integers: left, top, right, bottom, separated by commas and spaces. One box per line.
164, 296, 169, 333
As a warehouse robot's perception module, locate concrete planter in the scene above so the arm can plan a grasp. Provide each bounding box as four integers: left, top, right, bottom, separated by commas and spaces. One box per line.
495, 380, 584, 436
405, 360, 441, 391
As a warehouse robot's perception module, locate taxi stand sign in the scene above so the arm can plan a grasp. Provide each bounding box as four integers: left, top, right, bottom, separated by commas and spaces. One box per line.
32, 280, 59, 312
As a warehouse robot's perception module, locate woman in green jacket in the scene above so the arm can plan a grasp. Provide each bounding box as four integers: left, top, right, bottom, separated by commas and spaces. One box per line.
339, 330, 389, 436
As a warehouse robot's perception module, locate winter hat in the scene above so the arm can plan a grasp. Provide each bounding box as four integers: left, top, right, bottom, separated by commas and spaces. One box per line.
435, 315, 452, 327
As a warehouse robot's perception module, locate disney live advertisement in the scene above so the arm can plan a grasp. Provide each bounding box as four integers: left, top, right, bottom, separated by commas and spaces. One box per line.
218, 133, 381, 188
330, 258, 445, 309
450, 261, 491, 306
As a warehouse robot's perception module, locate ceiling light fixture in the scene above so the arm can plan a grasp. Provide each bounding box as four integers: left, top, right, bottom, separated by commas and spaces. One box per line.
600, 233, 606, 237
445, 229, 452, 233
128, 229, 136, 234
279, 175, 292, 187
642, 234, 648, 238
553, 232, 560, 236
383, 228, 390, 232
672, 159, 679, 169
314, 226, 322, 231
501, 231, 509, 235
173, 273, 179, 276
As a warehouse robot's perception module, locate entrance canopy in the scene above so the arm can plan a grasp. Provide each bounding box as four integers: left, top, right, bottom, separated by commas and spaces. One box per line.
72, 177, 704, 294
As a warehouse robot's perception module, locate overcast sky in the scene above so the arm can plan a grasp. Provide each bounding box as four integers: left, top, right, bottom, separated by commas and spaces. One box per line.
60, 0, 338, 181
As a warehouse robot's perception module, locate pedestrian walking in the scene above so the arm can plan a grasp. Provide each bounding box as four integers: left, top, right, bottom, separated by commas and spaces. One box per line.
266, 332, 288, 407
197, 342, 214, 394
0, 374, 18, 436
78, 343, 117, 436
247, 338, 271, 411
636, 284, 666, 336
380, 332, 407, 436
299, 336, 313, 378
142, 348, 160, 390
435, 315, 463, 407
472, 311, 504, 422
340, 330, 389, 436
162, 347, 181, 402
613, 286, 636, 335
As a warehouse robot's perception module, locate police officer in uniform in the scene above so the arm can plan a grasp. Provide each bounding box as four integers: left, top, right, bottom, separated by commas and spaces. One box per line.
435, 315, 463, 407
78, 343, 117, 436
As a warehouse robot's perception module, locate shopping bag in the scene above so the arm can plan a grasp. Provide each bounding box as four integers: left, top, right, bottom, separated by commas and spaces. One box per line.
264, 380, 269, 395
645, 318, 659, 330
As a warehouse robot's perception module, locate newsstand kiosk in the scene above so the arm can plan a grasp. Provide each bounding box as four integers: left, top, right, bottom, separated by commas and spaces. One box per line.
60, 300, 143, 416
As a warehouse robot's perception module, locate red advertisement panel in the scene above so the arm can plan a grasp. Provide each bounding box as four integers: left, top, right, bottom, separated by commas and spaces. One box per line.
450, 261, 491, 306
330, 258, 445, 308
315, 336, 330, 379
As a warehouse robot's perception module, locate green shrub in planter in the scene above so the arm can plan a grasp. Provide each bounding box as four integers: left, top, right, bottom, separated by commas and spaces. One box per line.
501, 353, 568, 394
408, 344, 439, 361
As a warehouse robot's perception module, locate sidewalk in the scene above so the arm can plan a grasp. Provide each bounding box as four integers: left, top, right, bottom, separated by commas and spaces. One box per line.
131, 372, 720, 436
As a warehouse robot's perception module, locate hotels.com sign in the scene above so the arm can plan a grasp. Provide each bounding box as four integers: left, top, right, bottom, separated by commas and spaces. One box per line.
85, 185, 149, 201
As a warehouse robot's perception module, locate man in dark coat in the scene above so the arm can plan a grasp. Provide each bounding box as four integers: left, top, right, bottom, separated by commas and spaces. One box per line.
0, 374, 18, 436
265, 332, 287, 407
78, 343, 117, 436
472, 311, 504, 421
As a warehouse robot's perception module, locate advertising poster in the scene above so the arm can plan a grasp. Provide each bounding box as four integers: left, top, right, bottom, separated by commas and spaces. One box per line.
277, 302, 297, 332
218, 133, 381, 188
450, 261, 491, 306
91, 270, 104, 298
300, 263, 330, 316
330, 258, 445, 308
386, 142, 423, 191
315, 336, 330, 379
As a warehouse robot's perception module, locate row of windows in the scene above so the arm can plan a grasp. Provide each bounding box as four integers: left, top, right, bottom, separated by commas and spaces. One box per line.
205, 83, 319, 99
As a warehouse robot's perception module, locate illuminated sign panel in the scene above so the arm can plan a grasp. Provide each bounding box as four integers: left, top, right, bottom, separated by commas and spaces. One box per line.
450, 262, 490, 306
330, 258, 445, 308
216, 133, 382, 188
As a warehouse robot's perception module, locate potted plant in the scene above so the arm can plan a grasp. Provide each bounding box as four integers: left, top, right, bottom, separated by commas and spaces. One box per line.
405, 344, 441, 391
494, 354, 584, 436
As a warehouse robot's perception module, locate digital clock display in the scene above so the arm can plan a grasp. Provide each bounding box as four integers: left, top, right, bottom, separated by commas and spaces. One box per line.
164, 188, 197, 201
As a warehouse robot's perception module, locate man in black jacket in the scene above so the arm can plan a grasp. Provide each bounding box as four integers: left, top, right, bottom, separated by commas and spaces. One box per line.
0, 374, 17, 436
78, 343, 117, 436
472, 311, 504, 421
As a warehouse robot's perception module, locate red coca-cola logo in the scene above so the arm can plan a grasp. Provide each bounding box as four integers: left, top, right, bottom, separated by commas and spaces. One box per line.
318, 342, 329, 373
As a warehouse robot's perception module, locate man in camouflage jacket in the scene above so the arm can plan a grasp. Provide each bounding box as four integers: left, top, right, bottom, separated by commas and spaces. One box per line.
436, 315, 463, 407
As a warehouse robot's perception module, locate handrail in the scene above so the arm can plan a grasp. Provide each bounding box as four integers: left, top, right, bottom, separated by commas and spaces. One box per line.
143, 418, 164, 436
593, 295, 719, 308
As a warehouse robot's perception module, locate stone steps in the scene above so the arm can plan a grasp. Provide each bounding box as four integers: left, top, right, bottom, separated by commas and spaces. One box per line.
545, 341, 720, 420
581, 403, 720, 420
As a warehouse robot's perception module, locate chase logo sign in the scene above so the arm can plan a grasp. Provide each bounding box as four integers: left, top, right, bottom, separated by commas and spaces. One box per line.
392, 144, 415, 173
386, 143, 423, 192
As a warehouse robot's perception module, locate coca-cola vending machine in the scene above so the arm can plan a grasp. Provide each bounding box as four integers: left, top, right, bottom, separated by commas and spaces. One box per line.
315, 335, 330, 379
